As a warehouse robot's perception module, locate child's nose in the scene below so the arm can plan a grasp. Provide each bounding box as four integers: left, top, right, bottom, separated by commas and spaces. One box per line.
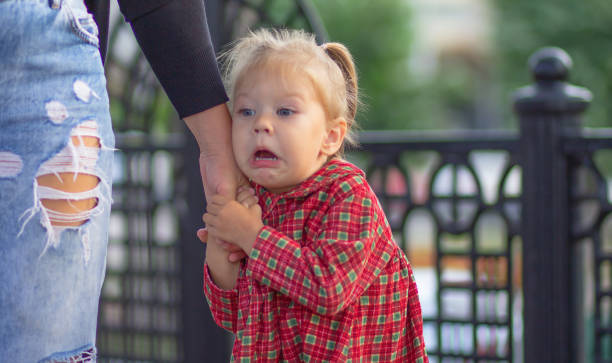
253, 115, 273, 134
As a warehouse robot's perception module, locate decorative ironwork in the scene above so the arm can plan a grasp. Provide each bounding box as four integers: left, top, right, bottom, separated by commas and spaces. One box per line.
96, 135, 186, 362
566, 132, 612, 363
355, 131, 522, 362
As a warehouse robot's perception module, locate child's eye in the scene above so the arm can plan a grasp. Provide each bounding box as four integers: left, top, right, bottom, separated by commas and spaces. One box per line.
277, 108, 294, 117
238, 108, 255, 117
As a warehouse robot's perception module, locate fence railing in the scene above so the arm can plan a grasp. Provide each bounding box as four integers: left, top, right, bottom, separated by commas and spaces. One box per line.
354, 128, 521, 362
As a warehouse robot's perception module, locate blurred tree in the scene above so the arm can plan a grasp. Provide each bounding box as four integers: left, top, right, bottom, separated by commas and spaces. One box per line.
494, 0, 612, 127
311, 0, 431, 130
312, 0, 499, 131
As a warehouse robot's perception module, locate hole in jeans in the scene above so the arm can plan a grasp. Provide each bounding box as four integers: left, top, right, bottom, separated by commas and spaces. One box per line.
36, 131, 101, 227
17, 120, 109, 263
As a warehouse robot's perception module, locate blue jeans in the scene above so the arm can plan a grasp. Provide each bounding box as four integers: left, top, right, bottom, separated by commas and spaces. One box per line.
0, 0, 114, 361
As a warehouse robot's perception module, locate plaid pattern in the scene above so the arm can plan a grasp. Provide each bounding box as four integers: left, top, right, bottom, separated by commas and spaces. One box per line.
204, 159, 427, 362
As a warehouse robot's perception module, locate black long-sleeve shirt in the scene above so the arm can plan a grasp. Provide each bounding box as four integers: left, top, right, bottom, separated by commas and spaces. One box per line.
86, 0, 228, 119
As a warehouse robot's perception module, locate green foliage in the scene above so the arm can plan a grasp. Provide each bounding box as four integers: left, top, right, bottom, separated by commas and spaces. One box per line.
312, 0, 612, 130
311, 0, 490, 130
311, 0, 419, 130
109, 1, 612, 132
494, 0, 612, 127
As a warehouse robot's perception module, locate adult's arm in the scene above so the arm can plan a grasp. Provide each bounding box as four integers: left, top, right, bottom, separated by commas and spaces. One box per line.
118, 1, 245, 268
118, 0, 228, 118
118, 0, 240, 196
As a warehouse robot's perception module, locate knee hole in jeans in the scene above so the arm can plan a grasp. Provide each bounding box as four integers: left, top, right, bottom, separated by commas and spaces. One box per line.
36, 130, 102, 227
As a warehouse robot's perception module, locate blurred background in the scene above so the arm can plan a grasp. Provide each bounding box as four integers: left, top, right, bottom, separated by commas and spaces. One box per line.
97, 0, 612, 362
105, 0, 612, 133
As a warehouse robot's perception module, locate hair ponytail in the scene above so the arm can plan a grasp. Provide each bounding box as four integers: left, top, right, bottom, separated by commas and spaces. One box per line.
322, 43, 359, 121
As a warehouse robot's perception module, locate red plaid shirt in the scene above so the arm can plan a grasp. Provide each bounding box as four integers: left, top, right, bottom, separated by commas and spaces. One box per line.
204, 159, 427, 362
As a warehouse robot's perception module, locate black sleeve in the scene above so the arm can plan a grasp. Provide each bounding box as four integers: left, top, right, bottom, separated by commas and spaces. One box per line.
117, 0, 228, 119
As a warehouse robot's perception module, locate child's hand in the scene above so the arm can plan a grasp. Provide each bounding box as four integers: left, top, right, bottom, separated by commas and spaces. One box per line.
197, 228, 248, 262
197, 186, 259, 262
236, 185, 258, 209
203, 194, 263, 255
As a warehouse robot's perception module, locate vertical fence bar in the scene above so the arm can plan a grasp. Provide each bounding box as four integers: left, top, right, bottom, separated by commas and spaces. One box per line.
514, 47, 591, 362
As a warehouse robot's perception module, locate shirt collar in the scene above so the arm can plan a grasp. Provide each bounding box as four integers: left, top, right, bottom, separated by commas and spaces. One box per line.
254, 158, 364, 201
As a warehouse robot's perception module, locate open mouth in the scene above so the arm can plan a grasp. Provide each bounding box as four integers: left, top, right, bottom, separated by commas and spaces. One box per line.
255, 149, 278, 160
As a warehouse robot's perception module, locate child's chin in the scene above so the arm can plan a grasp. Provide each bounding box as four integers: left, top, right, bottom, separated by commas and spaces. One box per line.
250, 173, 277, 186
260, 181, 292, 193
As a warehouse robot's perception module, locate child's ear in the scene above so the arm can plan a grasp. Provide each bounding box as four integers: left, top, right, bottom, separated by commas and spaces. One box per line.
321, 117, 347, 156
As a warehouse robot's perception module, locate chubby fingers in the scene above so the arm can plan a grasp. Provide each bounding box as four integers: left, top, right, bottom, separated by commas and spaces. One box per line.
199, 225, 247, 262
206, 194, 231, 213
241, 196, 258, 209
197, 228, 208, 244
229, 250, 248, 262
236, 187, 257, 207
197, 226, 228, 249
202, 212, 217, 230
237, 185, 254, 195
200, 226, 239, 250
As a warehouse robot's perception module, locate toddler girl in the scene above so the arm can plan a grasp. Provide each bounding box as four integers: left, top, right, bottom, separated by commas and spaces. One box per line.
202, 28, 428, 362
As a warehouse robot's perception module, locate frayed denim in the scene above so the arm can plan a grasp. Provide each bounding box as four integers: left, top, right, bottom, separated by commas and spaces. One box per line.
0, 0, 114, 361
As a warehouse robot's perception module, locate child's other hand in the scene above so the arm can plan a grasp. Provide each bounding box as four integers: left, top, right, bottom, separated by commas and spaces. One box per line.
197, 228, 248, 262
203, 194, 263, 255
236, 186, 258, 209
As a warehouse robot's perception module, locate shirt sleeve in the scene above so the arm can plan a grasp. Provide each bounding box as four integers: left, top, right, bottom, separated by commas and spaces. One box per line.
203, 263, 239, 333
117, 0, 228, 118
246, 181, 392, 316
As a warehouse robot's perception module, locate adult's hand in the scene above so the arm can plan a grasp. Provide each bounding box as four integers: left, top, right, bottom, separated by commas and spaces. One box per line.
184, 103, 242, 199
184, 103, 248, 263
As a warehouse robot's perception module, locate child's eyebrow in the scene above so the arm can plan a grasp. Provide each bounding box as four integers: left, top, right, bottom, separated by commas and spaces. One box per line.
234, 92, 251, 100
282, 94, 306, 103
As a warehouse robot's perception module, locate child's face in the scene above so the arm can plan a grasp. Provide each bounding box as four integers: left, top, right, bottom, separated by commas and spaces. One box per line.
231, 64, 339, 193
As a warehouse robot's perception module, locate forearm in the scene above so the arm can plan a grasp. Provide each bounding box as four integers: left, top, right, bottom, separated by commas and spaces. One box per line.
184, 104, 232, 159
123, 0, 228, 118
205, 240, 239, 290
184, 104, 241, 201
203, 258, 239, 333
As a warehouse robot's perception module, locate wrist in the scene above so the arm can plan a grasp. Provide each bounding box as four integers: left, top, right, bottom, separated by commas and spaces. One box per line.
205, 241, 239, 290
243, 223, 264, 256
206, 237, 236, 263
184, 104, 232, 154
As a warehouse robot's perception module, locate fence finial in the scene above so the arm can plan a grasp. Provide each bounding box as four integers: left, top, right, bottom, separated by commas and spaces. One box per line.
514, 47, 591, 116
529, 47, 572, 82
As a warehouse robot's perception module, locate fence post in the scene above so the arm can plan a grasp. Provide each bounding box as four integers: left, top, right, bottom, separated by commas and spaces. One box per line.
514, 47, 591, 362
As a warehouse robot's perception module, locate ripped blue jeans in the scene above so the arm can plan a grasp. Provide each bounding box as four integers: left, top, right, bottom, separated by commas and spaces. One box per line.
0, 0, 114, 361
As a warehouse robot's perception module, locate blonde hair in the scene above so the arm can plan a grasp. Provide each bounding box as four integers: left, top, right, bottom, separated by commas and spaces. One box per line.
220, 28, 360, 156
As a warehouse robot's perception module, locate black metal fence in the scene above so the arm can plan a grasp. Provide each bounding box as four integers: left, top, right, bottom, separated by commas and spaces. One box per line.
353, 128, 521, 362
96, 2, 612, 362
